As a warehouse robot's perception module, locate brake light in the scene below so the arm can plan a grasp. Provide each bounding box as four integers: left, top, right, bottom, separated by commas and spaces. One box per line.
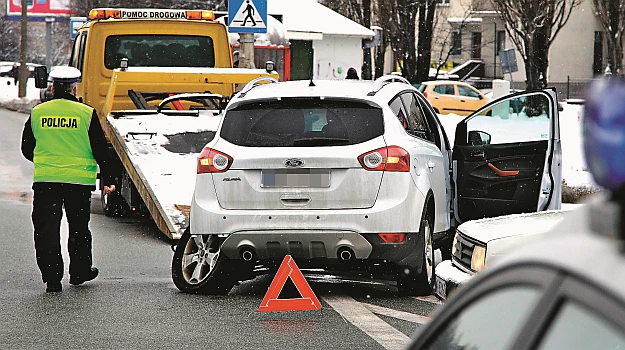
358, 146, 410, 172
423, 91, 428, 98
197, 148, 233, 174
379, 233, 406, 243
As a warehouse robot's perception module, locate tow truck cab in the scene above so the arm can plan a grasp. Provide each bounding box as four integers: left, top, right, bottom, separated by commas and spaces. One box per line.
65, 8, 274, 114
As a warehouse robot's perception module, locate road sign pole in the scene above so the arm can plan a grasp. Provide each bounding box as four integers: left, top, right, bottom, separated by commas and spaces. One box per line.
46, 17, 55, 71
239, 33, 255, 69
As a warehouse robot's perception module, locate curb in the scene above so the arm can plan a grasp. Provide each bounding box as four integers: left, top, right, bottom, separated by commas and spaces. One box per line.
0, 100, 39, 114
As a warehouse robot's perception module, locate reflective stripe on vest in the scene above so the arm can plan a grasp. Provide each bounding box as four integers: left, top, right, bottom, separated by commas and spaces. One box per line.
31, 99, 98, 185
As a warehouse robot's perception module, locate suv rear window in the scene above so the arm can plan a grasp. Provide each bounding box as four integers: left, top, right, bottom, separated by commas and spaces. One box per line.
220, 99, 384, 147
104, 35, 215, 69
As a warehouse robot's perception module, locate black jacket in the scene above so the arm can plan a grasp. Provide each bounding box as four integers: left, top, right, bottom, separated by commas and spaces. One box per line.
20, 91, 117, 190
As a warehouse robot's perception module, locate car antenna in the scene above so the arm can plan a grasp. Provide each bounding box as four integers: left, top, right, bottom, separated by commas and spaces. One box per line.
309, 78, 315, 87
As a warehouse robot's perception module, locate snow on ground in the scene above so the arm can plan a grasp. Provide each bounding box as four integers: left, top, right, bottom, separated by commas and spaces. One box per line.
0, 77, 40, 106
0, 77, 598, 191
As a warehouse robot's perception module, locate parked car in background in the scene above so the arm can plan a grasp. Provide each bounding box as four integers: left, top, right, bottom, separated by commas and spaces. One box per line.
170, 75, 562, 296
410, 200, 625, 350
418, 80, 490, 115
434, 209, 571, 301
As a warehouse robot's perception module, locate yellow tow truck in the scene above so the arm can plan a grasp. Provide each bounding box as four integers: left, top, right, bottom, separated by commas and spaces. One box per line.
35, 8, 279, 240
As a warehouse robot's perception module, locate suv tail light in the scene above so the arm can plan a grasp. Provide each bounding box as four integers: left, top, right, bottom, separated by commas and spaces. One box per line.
358, 146, 410, 172
197, 148, 233, 174
423, 91, 428, 98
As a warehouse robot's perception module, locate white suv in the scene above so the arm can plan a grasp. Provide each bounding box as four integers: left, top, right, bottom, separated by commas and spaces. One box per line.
171, 76, 562, 296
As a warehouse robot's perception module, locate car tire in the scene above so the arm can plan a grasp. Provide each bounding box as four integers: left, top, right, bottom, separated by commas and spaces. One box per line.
397, 209, 435, 296
171, 228, 237, 295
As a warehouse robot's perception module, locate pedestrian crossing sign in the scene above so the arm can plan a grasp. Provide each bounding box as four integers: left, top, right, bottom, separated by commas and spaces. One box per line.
228, 0, 267, 34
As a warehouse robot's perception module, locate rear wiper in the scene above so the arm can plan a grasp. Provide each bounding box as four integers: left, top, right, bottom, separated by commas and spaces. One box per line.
292, 137, 350, 146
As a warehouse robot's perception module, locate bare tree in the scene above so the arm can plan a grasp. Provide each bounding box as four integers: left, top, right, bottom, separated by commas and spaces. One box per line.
373, 0, 438, 83
374, 0, 392, 78
415, 0, 437, 83
0, 20, 20, 61
592, 0, 625, 75
491, 0, 580, 89
19, 0, 28, 98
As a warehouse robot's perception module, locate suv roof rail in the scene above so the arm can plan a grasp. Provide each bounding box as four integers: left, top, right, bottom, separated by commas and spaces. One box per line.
238, 76, 279, 98
369, 74, 412, 95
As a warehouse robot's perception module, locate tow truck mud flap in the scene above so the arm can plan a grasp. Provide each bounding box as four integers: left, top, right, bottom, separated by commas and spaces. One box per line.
107, 113, 220, 239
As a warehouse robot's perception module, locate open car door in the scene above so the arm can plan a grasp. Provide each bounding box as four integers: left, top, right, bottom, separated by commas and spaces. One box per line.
452, 89, 562, 223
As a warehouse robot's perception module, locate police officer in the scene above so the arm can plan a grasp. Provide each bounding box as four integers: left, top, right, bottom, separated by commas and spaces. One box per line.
21, 66, 117, 293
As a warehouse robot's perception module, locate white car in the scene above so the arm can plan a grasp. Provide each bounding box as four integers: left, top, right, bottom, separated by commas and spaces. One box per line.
171, 75, 562, 296
434, 209, 571, 301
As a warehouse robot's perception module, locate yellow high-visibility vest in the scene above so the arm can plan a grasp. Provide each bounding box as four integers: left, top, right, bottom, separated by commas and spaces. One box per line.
31, 99, 97, 185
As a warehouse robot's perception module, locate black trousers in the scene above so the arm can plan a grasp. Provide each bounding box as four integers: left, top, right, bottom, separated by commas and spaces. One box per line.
32, 182, 93, 283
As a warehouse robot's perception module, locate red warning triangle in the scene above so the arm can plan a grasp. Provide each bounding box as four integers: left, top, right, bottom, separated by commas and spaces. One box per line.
258, 255, 322, 312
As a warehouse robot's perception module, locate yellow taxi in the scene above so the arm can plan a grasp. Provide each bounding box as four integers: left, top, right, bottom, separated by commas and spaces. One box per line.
418, 80, 490, 116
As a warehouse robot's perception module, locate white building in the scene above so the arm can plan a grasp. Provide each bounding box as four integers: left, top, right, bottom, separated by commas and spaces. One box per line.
268, 0, 374, 80
429, 0, 604, 98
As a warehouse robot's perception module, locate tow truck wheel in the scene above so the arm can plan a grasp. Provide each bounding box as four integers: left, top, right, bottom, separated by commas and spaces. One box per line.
396, 209, 435, 296
172, 228, 236, 295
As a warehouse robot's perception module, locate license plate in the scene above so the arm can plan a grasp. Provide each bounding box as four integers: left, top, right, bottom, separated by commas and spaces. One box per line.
435, 276, 447, 300
261, 169, 331, 188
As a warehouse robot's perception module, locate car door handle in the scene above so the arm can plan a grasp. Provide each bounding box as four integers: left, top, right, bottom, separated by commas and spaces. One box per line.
470, 151, 485, 158
488, 163, 519, 177
460, 99, 466, 102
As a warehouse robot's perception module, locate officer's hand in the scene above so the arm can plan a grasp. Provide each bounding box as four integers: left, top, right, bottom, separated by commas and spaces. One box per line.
103, 185, 116, 196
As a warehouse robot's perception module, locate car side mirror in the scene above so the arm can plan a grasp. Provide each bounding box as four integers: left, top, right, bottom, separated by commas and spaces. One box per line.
34, 66, 48, 89
558, 102, 564, 112
468, 130, 491, 145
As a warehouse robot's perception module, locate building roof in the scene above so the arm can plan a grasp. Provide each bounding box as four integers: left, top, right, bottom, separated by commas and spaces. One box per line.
268, 0, 374, 39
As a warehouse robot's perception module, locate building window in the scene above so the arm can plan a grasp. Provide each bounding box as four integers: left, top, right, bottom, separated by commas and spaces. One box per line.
496, 30, 506, 56
450, 31, 462, 56
471, 32, 482, 59
437, 0, 450, 6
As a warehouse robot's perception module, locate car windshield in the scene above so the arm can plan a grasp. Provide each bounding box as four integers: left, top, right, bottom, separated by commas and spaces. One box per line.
220, 99, 384, 147
104, 34, 215, 69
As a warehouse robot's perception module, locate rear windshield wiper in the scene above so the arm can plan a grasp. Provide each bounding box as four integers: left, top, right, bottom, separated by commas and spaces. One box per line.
292, 137, 350, 146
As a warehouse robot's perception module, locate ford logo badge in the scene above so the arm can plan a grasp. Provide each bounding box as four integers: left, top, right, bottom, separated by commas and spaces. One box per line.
284, 158, 305, 167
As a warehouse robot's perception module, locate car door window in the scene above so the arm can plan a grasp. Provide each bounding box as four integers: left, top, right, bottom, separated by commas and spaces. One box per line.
466, 92, 551, 144
389, 96, 410, 131
458, 85, 481, 99
69, 35, 81, 68
400, 92, 434, 142
424, 286, 541, 350
433, 84, 455, 95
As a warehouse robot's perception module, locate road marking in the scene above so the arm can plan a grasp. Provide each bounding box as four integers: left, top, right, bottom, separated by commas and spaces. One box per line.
362, 303, 430, 324
322, 295, 411, 350
412, 295, 443, 305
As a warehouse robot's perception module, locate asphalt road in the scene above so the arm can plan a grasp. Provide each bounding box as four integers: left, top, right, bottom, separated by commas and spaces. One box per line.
0, 108, 439, 350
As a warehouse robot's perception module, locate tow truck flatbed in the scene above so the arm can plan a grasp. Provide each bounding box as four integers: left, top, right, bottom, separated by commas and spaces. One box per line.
106, 109, 221, 239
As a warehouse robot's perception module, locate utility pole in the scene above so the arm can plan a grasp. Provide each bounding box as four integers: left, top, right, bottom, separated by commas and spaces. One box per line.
19, 0, 28, 98
239, 33, 255, 69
